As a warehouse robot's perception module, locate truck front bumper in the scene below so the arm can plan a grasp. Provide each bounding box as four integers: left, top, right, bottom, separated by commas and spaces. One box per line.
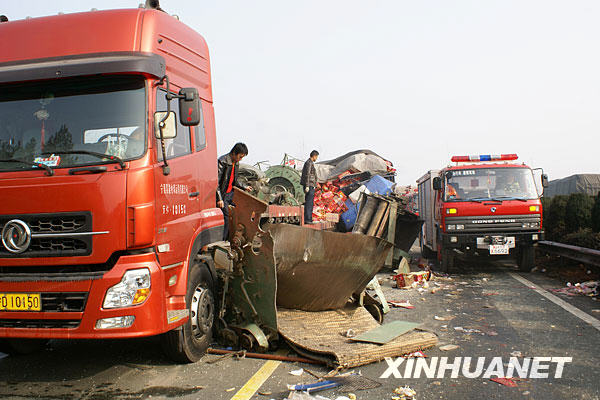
0, 252, 187, 339
441, 231, 544, 253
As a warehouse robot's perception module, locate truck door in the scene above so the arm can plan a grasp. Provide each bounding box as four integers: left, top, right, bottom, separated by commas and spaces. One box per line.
153, 87, 202, 267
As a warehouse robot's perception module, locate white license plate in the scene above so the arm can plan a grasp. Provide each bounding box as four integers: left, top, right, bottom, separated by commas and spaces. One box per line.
489, 244, 509, 255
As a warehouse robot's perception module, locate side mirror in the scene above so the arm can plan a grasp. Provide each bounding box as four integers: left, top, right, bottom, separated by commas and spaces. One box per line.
541, 174, 549, 188
178, 88, 201, 126
433, 177, 442, 191
154, 111, 177, 139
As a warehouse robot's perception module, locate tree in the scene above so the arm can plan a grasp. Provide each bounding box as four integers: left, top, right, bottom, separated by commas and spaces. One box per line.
591, 192, 600, 232
564, 193, 594, 233
544, 195, 568, 240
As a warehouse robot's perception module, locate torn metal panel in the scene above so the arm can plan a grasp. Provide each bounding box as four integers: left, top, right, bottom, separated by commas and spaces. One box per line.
269, 223, 393, 311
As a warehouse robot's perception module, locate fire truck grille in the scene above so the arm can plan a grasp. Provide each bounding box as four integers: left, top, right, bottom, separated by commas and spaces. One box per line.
445, 214, 542, 233
41, 292, 88, 312
0, 319, 81, 329
0, 212, 92, 258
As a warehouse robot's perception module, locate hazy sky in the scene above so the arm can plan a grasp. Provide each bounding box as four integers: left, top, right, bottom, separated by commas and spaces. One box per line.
3, 1, 598, 184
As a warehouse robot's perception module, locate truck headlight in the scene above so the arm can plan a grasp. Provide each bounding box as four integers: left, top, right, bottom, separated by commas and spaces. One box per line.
447, 224, 456, 230
456, 224, 465, 230
103, 268, 151, 309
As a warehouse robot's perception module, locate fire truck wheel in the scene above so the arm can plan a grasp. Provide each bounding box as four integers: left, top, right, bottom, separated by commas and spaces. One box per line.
0, 338, 48, 355
161, 263, 215, 363
517, 246, 535, 272
440, 248, 455, 273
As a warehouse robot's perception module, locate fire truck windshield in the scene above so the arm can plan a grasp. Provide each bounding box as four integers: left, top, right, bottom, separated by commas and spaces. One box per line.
445, 167, 539, 202
0, 75, 146, 172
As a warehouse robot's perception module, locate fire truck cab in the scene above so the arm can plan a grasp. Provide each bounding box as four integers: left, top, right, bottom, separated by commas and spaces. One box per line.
417, 154, 548, 272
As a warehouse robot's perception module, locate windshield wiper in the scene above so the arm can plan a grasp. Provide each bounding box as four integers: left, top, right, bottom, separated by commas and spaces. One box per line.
494, 196, 529, 202
41, 151, 125, 169
0, 158, 54, 176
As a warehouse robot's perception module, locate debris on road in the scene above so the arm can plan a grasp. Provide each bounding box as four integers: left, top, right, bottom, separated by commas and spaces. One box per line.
388, 300, 415, 309
392, 270, 431, 289
403, 351, 427, 358
510, 351, 523, 357
350, 321, 420, 344
434, 315, 455, 321
551, 281, 599, 297
490, 377, 518, 387
392, 385, 416, 399
290, 368, 304, 376
288, 380, 341, 393
439, 344, 460, 351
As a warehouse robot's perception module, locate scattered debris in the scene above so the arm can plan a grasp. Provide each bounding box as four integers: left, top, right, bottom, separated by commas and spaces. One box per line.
393, 385, 416, 399
288, 380, 341, 393
510, 351, 523, 357
483, 292, 500, 296
226, 387, 236, 392
258, 391, 273, 396
341, 329, 357, 338
392, 271, 431, 289
434, 315, 455, 321
287, 391, 331, 400
454, 326, 483, 334
439, 344, 459, 351
290, 369, 304, 376
551, 281, 599, 297
388, 300, 414, 309
403, 351, 427, 358
350, 321, 420, 344
490, 377, 518, 387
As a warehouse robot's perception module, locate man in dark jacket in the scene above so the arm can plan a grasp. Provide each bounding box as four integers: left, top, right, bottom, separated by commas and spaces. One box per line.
300, 150, 319, 224
217, 143, 251, 240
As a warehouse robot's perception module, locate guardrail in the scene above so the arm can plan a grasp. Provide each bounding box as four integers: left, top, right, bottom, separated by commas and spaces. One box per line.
537, 240, 600, 267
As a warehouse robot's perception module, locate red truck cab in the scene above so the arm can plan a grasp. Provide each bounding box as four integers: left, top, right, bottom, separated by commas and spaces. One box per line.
418, 154, 548, 272
0, 6, 223, 362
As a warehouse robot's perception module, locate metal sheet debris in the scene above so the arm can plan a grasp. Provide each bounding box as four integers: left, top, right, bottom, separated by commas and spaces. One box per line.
350, 321, 421, 345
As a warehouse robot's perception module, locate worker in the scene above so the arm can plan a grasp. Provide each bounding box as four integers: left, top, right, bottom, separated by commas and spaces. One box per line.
446, 183, 459, 199
503, 175, 520, 193
300, 150, 319, 224
217, 142, 252, 240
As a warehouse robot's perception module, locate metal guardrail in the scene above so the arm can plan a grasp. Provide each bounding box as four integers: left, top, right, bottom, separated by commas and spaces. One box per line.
537, 240, 600, 267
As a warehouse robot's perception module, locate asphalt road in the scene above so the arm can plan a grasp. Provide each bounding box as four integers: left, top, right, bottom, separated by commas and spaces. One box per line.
1, 253, 599, 400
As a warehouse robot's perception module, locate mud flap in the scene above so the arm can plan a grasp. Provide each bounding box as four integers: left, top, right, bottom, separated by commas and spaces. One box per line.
277, 306, 438, 368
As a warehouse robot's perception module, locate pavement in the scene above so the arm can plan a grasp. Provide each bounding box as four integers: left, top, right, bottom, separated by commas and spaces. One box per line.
1, 250, 599, 400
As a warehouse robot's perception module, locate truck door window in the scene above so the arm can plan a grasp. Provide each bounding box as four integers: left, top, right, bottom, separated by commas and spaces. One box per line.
156, 88, 192, 160
194, 104, 206, 151
0, 76, 146, 170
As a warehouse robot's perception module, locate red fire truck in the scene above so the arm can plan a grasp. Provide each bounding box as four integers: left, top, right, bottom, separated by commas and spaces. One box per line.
0, 4, 224, 362
417, 154, 548, 272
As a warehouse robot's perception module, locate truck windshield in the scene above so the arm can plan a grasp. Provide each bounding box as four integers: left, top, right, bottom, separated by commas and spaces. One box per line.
0, 75, 146, 172
445, 167, 539, 201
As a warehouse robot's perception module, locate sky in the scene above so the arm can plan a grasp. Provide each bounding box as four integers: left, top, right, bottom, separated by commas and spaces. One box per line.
2, 1, 599, 184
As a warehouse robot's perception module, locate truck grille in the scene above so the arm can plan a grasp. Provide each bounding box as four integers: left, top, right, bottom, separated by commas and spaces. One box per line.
445, 214, 541, 233
41, 292, 88, 312
0, 319, 81, 329
0, 212, 92, 258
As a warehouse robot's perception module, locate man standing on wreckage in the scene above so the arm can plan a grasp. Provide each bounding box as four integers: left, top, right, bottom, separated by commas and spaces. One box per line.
300, 150, 319, 224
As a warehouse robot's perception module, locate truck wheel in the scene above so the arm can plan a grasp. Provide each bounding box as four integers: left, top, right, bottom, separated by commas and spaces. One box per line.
517, 246, 535, 272
440, 248, 454, 273
419, 231, 436, 259
161, 262, 215, 363
0, 339, 48, 355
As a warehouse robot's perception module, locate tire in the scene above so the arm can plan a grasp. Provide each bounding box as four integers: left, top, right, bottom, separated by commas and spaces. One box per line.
517, 245, 535, 272
0, 339, 48, 355
161, 262, 215, 363
440, 247, 455, 273
420, 231, 437, 259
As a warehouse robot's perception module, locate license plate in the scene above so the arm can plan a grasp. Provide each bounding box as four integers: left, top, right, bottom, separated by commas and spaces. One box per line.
0, 293, 41, 311
489, 245, 509, 255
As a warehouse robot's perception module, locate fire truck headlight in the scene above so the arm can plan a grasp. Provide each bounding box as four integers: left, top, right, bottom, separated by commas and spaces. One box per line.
456, 224, 465, 230
532, 234, 539, 241
450, 236, 458, 243
103, 268, 151, 309
447, 224, 456, 230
